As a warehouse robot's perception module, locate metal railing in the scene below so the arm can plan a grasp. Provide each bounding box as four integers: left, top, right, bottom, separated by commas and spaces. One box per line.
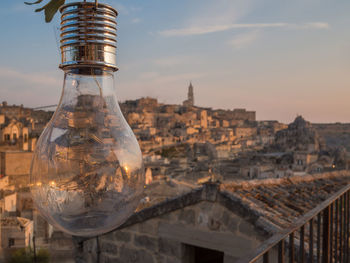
236, 183, 350, 263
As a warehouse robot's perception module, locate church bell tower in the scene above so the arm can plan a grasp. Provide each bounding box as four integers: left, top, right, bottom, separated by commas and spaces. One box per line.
188, 82, 194, 106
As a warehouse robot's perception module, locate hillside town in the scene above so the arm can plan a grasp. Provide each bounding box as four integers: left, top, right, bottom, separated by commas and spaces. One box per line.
0, 83, 350, 262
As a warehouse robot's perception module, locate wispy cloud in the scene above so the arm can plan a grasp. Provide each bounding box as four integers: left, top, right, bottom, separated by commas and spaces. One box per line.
131, 18, 141, 24
153, 56, 194, 67
159, 22, 330, 37
0, 67, 61, 107
186, 0, 253, 29
228, 31, 260, 49
0, 67, 59, 87
299, 22, 330, 29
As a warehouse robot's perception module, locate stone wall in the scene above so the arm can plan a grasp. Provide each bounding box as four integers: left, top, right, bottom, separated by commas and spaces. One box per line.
232, 109, 256, 122
78, 201, 266, 263
0, 219, 33, 249
0, 151, 32, 186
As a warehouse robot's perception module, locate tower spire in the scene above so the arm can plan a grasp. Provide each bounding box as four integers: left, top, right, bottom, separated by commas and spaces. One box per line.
182, 82, 195, 107
188, 82, 194, 106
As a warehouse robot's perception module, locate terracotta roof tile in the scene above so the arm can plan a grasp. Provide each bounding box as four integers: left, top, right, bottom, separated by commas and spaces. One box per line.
221, 171, 350, 232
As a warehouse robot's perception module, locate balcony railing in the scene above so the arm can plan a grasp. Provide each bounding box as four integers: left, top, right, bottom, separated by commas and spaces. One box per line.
236, 183, 350, 263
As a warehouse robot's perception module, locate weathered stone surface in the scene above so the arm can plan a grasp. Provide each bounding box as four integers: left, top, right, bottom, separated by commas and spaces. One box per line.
202, 183, 219, 201
103, 232, 115, 242
72, 236, 89, 263
120, 246, 154, 263
178, 209, 195, 225
126, 223, 140, 232
159, 212, 173, 221
134, 234, 158, 250
111, 230, 132, 243
119, 188, 203, 228
81, 174, 350, 263
159, 222, 254, 257
100, 254, 120, 263
239, 220, 256, 236
166, 256, 181, 263
197, 201, 213, 211
197, 210, 209, 228
154, 253, 167, 263
100, 240, 118, 255
139, 220, 159, 235
218, 191, 257, 219
207, 217, 221, 231
83, 238, 97, 253
224, 254, 239, 263
221, 211, 240, 233
158, 238, 182, 259
255, 216, 280, 234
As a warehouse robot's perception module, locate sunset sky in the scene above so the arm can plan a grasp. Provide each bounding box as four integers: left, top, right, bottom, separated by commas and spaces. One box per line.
0, 0, 350, 123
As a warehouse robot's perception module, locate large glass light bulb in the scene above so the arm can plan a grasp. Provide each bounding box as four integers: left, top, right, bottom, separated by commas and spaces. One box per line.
30, 2, 144, 237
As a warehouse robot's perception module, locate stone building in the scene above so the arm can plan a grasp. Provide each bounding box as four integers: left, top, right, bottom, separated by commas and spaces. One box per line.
0, 119, 30, 147
3, 193, 17, 216
274, 116, 322, 153
75, 171, 350, 263
198, 110, 208, 129
0, 115, 5, 126
0, 217, 33, 249
213, 109, 256, 123
0, 102, 32, 120
0, 151, 33, 187
76, 184, 265, 263
0, 176, 12, 192
234, 127, 257, 139
292, 152, 318, 171
231, 109, 256, 122
1, 192, 33, 218
109, 84, 259, 156
0, 102, 51, 152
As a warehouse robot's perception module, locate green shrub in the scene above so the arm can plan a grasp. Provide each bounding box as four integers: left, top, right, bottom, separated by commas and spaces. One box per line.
36, 248, 50, 263
9, 248, 31, 263
9, 248, 50, 263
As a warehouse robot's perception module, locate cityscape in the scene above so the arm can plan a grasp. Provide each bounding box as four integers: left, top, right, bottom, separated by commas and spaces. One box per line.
2, 0, 350, 262
1, 83, 350, 262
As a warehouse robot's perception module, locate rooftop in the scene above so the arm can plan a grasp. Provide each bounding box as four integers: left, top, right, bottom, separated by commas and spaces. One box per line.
0, 216, 31, 229
222, 171, 350, 233
122, 170, 350, 236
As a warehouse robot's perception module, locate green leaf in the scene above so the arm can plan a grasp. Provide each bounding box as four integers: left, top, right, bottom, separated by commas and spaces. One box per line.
24, 0, 44, 5
34, 0, 65, 23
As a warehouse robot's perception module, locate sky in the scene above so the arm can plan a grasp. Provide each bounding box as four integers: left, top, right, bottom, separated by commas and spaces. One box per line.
0, 0, 350, 123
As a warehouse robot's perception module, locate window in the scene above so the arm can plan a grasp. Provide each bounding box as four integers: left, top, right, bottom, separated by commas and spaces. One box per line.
13, 133, 17, 140
183, 244, 224, 263
24, 134, 28, 142
8, 238, 15, 248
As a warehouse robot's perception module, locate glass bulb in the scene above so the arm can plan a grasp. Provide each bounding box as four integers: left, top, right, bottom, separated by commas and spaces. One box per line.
30, 68, 145, 237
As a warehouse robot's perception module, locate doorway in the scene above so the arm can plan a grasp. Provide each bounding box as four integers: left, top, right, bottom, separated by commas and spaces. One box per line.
183, 244, 224, 263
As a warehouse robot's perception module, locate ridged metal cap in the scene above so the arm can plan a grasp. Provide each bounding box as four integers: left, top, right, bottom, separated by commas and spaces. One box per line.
59, 2, 118, 71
